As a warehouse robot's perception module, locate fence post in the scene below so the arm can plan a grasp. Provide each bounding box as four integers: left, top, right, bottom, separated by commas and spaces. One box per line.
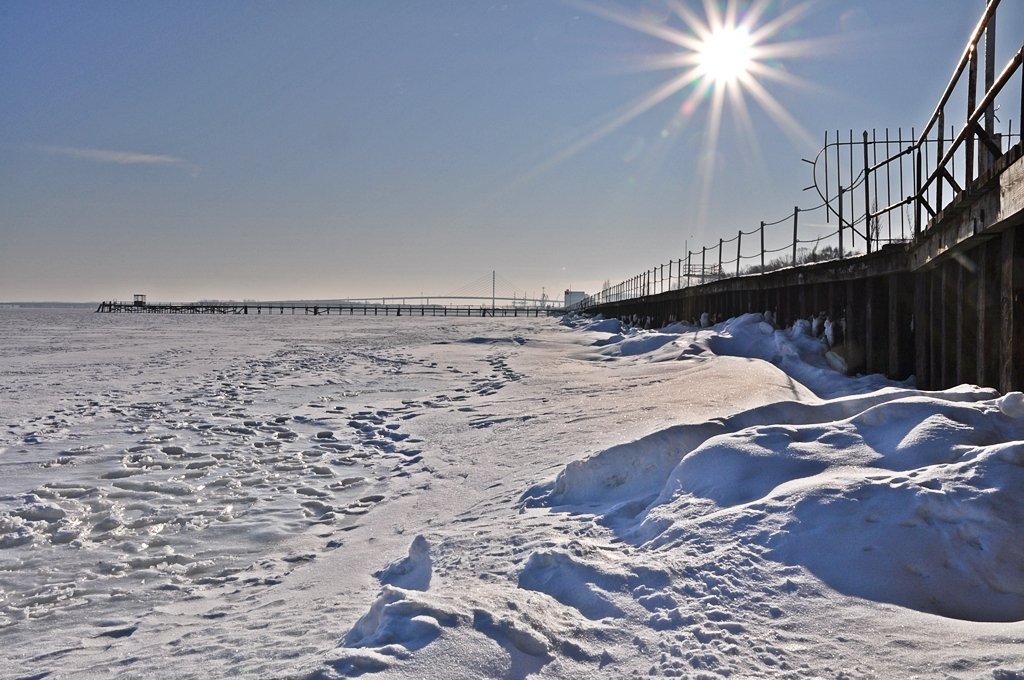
967, 44, 978, 182
835, 129, 842, 226
718, 239, 723, 279
914, 147, 922, 238
824, 130, 830, 224
838, 187, 845, 259
760, 221, 765, 270
848, 130, 855, 237
863, 130, 872, 253
686, 251, 691, 288
983, 12, 996, 172
701, 247, 706, 284
736, 230, 742, 277
935, 109, 945, 212
792, 207, 799, 266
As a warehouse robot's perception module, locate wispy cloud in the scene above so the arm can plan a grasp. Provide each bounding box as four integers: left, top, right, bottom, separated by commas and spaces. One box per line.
40, 145, 199, 176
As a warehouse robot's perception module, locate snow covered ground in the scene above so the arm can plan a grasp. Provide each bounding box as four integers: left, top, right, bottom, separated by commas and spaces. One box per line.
1, 308, 1022, 679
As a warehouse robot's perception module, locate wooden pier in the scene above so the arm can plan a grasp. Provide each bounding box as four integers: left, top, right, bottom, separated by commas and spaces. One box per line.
584, 143, 1024, 392
95, 300, 560, 318
574, 1, 1024, 392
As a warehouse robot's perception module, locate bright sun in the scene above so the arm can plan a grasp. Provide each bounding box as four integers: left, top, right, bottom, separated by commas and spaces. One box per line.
524, 0, 819, 228
697, 26, 754, 85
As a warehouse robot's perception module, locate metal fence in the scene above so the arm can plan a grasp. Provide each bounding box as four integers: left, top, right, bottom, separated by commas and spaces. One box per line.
573, 0, 1022, 313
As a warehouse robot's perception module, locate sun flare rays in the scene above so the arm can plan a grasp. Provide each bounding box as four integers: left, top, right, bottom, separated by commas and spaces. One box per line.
546, 0, 821, 231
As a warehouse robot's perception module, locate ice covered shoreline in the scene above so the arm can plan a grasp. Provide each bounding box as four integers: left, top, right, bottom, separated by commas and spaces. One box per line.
1, 308, 1022, 678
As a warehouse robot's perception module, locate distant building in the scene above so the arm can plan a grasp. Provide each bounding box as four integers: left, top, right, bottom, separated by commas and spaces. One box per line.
564, 289, 586, 308
133, 294, 147, 307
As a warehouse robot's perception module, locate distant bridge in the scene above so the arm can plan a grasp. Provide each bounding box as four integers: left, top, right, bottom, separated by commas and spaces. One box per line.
576, 0, 1024, 392
97, 271, 565, 317
97, 296, 563, 317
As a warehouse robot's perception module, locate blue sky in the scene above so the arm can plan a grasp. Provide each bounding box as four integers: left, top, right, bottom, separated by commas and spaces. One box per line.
1, 1, 1015, 302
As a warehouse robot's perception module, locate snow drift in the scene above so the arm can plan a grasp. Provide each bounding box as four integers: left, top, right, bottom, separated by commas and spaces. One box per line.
530, 314, 1024, 623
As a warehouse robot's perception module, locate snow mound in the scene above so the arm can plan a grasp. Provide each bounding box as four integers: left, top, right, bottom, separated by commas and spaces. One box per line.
573, 312, 905, 397
374, 535, 432, 591
515, 542, 673, 626
998, 391, 1024, 418
518, 548, 628, 620
758, 442, 1024, 622
344, 586, 463, 650
525, 387, 988, 512
705, 314, 889, 397
595, 332, 680, 357
327, 587, 468, 676
582, 318, 622, 334
461, 336, 528, 346
528, 387, 1024, 622
333, 585, 559, 677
